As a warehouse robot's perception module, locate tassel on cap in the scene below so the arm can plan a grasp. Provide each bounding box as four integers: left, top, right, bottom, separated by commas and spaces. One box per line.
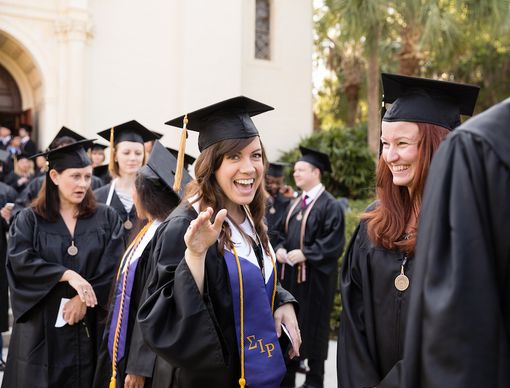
108, 127, 115, 175
172, 115, 188, 193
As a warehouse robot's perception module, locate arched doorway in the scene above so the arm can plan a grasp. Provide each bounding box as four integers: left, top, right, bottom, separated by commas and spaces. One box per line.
0, 64, 31, 133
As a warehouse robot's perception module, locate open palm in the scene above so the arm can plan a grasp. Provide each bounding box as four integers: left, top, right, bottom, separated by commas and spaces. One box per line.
184, 207, 228, 255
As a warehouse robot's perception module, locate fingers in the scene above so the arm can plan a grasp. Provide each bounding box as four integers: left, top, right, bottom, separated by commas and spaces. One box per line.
274, 314, 282, 337
290, 325, 301, 357
212, 209, 228, 231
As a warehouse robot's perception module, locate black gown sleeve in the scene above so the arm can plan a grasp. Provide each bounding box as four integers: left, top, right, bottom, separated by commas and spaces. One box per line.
397, 131, 510, 388
137, 215, 226, 370
302, 195, 345, 274
337, 222, 381, 388
88, 207, 124, 309
6, 208, 68, 322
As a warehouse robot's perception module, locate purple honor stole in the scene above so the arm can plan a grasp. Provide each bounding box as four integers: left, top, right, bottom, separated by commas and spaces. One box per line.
224, 248, 286, 388
108, 249, 141, 362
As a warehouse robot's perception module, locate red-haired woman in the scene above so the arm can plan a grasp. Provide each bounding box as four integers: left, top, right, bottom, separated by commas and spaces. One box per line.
337, 73, 479, 388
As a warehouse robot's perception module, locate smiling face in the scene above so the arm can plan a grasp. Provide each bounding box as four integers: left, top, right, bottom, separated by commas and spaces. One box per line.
50, 166, 93, 206
381, 121, 420, 191
214, 137, 264, 213
115, 141, 144, 176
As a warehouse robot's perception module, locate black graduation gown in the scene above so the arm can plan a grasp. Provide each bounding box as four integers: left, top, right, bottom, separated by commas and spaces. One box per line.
2, 205, 124, 388
0, 182, 17, 332
20, 138, 37, 156
277, 190, 344, 360
336, 215, 414, 388
137, 202, 297, 388
17, 175, 104, 207
266, 192, 290, 248
392, 99, 510, 388
95, 183, 138, 243
93, 223, 168, 388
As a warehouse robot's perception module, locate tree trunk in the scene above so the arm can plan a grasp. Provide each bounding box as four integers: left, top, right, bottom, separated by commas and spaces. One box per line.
345, 84, 359, 127
399, 24, 421, 76
366, 35, 380, 156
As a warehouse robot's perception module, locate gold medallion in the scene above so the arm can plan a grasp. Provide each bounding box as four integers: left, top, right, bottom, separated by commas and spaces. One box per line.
67, 241, 78, 256
124, 219, 133, 230
394, 274, 409, 291
269, 207, 276, 214
296, 212, 303, 221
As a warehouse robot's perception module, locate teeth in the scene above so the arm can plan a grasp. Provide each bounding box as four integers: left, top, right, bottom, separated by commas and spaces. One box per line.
235, 179, 254, 185
392, 165, 409, 172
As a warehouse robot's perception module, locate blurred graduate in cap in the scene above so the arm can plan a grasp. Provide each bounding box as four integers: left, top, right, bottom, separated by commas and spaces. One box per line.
337, 73, 480, 388
95, 120, 158, 242
275, 146, 345, 388
89, 142, 111, 185
18, 123, 37, 157
93, 141, 190, 388
265, 162, 292, 248
2, 140, 124, 388
137, 96, 301, 388
4, 153, 34, 193
17, 127, 104, 207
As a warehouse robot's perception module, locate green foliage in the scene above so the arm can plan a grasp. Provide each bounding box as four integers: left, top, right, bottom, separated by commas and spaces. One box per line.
278, 124, 375, 200
330, 198, 373, 338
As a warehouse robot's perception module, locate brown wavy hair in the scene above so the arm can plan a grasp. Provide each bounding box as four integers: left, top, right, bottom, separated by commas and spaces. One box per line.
362, 122, 449, 254
185, 136, 270, 256
32, 168, 97, 222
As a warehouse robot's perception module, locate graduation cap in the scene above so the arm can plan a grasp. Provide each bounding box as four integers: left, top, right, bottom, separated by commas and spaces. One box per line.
166, 147, 196, 170
14, 153, 31, 161
151, 130, 163, 140
33, 139, 93, 170
299, 146, 332, 173
89, 142, 108, 151
165, 96, 274, 192
97, 120, 159, 175
165, 96, 274, 151
267, 162, 287, 177
19, 124, 33, 133
382, 73, 480, 131
139, 140, 191, 198
52, 126, 86, 144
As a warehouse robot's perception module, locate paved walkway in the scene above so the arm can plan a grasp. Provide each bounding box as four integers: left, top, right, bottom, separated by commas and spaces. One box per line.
1, 340, 338, 387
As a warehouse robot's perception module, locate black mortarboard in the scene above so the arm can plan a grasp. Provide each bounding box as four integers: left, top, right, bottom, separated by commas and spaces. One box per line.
267, 162, 287, 177
15, 153, 31, 161
151, 130, 163, 140
382, 73, 480, 131
97, 120, 158, 145
53, 126, 86, 143
166, 147, 196, 170
139, 141, 191, 198
165, 96, 274, 151
299, 146, 332, 173
89, 142, 108, 151
33, 139, 93, 170
93, 164, 109, 177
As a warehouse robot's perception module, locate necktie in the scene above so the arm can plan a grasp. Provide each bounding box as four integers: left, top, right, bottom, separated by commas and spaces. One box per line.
301, 194, 309, 209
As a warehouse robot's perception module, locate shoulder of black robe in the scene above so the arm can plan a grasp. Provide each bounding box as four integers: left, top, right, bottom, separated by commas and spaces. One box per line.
16, 175, 43, 207
0, 181, 17, 203
399, 99, 510, 388
91, 175, 104, 190
93, 183, 110, 202
338, 220, 382, 388
137, 202, 228, 370
6, 208, 69, 322
300, 190, 345, 275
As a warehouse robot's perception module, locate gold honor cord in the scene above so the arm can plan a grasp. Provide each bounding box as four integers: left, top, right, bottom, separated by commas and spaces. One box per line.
172, 114, 188, 193
232, 245, 278, 388
109, 221, 154, 388
108, 127, 115, 175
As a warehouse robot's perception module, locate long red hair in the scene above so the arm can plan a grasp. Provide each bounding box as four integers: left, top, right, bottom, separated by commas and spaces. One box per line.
362, 122, 449, 253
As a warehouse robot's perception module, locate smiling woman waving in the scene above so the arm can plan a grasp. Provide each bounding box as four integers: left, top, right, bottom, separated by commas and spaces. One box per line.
336, 73, 480, 388
137, 96, 301, 388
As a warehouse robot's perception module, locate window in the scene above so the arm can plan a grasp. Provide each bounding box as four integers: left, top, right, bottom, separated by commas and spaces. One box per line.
255, 0, 271, 60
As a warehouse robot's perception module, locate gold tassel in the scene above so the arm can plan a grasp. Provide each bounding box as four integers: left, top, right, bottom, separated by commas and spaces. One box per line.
172, 115, 188, 193
108, 127, 115, 176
